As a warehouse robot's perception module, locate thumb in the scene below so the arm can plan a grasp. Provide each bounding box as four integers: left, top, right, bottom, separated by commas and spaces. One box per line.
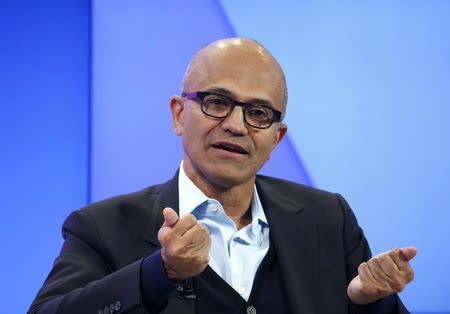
162, 207, 179, 227
399, 246, 417, 262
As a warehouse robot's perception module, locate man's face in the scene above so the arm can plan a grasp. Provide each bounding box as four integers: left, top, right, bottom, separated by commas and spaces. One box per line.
171, 40, 287, 190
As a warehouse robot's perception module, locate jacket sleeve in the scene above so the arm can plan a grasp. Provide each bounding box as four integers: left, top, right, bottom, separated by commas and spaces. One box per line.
337, 194, 410, 314
28, 210, 175, 314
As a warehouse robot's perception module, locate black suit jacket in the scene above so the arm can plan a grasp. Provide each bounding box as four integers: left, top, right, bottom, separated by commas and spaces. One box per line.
29, 173, 409, 314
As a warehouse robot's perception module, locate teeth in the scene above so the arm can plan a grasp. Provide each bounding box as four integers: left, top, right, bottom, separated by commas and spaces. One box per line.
215, 144, 244, 154
226, 146, 241, 153
222, 145, 238, 152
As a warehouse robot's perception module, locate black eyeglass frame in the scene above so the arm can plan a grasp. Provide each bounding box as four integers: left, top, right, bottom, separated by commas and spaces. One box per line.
182, 91, 284, 129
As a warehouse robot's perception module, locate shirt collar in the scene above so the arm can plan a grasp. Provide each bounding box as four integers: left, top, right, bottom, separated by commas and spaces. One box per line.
178, 161, 268, 226
250, 186, 268, 226
178, 160, 210, 216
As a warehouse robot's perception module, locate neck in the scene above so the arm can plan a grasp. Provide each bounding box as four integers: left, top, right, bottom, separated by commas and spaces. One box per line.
183, 163, 254, 229
209, 183, 254, 229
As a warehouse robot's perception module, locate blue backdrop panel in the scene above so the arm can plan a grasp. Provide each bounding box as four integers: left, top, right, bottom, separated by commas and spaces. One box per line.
91, 0, 310, 202
0, 2, 90, 312
220, 0, 450, 312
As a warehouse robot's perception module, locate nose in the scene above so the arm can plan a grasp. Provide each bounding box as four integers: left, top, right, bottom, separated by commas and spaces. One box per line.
220, 106, 249, 136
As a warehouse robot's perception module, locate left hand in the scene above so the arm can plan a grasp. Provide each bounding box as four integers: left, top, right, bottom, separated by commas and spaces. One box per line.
347, 247, 417, 304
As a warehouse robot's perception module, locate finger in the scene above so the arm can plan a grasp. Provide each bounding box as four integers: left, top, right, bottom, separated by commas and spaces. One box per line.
162, 207, 179, 227
187, 225, 211, 256
357, 262, 376, 286
399, 247, 417, 262
171, 213, 198, 236
198, 222, 210, 235
182, 223, 211, 245
199, 224, 212, 251
374, 253, 399, 277
389, 248, 411, 271
350, 262, 382, 303
367, 257, 390, 283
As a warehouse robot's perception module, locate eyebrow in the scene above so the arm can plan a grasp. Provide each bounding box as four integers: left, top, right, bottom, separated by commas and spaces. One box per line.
204, 87, 275, 108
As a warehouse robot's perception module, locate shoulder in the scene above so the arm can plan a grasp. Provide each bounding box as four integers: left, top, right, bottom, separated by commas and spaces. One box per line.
62, 180, 172, 239
255, 174, 352, 226
256, 174, 338, 204
86, 182, 166, 214
78, 181, 168, 219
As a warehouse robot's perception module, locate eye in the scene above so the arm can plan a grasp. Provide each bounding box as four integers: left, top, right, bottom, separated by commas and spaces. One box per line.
203, 95, 230, 113
246, 106, 271, 121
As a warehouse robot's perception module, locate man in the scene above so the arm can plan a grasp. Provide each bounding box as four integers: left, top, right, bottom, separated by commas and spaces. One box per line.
29, 38, 416, 314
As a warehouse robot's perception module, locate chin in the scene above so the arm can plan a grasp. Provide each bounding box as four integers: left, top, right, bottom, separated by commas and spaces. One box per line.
206, 167, 255, 189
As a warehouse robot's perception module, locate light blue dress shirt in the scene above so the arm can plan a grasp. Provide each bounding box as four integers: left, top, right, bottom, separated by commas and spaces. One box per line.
178, 161, 270, 301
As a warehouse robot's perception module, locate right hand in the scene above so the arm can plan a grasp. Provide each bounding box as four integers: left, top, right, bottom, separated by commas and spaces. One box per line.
157, 207, 211, 281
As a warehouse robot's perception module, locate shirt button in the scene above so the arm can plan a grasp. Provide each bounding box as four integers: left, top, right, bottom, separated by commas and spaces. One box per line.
209, 204, 218, 212
237, 286, 246, 295
247, 306, 256, 314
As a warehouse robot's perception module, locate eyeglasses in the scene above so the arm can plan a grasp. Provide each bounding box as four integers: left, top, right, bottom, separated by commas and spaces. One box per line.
182, 91, 283, 129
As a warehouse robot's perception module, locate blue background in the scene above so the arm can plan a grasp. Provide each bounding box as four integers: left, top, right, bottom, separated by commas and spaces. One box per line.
1, 1, 449, 313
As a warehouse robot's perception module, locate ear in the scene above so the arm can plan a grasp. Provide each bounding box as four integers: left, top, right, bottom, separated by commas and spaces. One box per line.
170, 96, 184, 136
267, 123, 288, 160
273, 123, 288, 147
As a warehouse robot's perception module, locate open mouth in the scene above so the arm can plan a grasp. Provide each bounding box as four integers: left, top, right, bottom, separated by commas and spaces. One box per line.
212, 142, 248, 155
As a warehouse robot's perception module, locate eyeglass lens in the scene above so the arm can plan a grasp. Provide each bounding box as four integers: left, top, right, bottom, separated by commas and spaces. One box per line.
202, 94, 274, 128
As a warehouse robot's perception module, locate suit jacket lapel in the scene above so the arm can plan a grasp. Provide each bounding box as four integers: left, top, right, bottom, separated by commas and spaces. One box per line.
142, 171, 196, 314
257, 177, 318, 314
144, 171, 179, 247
